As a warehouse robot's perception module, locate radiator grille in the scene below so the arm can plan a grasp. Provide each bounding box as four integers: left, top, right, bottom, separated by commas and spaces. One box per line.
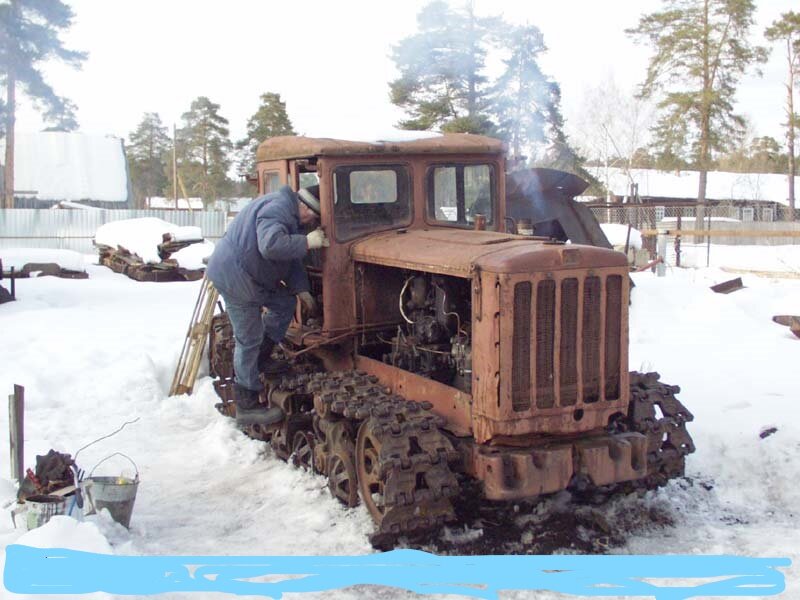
582, 276, 602, 403
509, 273, 624, 411
559, 278, 579, 406
604, 275, 623, 400
535, 280, 556, 408
511, 282, 532, 411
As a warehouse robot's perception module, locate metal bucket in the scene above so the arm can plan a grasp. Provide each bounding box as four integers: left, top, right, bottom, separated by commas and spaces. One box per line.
25, 494, 66, 530
81, 453, 139, 529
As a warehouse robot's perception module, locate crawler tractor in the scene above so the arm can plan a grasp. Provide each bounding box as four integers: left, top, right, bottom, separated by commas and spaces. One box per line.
208, 133, 694, 543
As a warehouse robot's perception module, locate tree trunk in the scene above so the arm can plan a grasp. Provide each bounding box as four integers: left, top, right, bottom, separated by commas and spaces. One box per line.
695, 0, 710, 242
787, 38, 796, 221
4, 67, 16, 209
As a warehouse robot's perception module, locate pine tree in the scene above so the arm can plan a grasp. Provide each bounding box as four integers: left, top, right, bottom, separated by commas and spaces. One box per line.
1, 0, 86, 207
765, 11, 800, 219
492, 24, 548, 161
389, 1, 499, 133
176, 96, 233, 207
127, 112, 170, 208
627, 0, 767, 231
235, 92, 295, 178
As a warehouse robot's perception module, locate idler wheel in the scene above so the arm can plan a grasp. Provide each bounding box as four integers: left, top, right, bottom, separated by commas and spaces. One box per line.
291, 431, 315, 472
356, 420, 387, 524
327, 446, 359, 507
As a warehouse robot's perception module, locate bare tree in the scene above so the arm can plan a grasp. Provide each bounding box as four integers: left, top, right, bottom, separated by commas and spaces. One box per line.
570, 76, 655, 198
765, 11, 800, 220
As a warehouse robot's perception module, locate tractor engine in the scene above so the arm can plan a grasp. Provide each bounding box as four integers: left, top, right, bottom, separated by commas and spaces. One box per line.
381, 273, 472, 393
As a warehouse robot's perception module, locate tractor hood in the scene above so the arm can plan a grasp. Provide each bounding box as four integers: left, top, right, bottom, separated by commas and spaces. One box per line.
350, 229, 628, 278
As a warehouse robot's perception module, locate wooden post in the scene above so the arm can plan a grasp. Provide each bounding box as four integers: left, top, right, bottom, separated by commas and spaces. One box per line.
173, 124, 178, 208
9, 384, 24, 482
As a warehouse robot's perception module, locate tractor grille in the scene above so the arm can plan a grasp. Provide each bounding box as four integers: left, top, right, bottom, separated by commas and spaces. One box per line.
512, 282, 532, 411
511, 274, 624, 411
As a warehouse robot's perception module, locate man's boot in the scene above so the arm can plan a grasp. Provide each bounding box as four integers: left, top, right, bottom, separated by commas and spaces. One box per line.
233, 383, 284, 427
257, 337, 290, 375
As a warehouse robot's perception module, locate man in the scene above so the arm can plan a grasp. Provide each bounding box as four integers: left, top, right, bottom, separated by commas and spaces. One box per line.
207, 184, 329, 426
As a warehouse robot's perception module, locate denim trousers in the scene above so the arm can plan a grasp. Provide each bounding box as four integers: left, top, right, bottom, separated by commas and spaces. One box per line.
222, 289, 296, 391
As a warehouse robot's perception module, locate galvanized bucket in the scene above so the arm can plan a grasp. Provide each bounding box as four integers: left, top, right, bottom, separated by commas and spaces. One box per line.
25, 494, 66, 530
81, 453, 139, 529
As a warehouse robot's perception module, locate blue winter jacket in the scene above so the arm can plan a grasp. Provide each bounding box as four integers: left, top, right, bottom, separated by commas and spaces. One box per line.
207, 186, 309, 304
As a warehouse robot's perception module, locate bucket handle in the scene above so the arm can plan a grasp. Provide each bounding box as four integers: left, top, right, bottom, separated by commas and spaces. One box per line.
88, 452, 139, 483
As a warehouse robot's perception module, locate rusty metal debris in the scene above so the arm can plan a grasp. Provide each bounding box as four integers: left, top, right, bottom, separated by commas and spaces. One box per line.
0, 259, 14, 304
772, 315, 800, 338
710, 277, 744, 294
1, 257, 86, 281
17, 449, 77, 502
96, 233, 204, 283
759, 427, 778, 439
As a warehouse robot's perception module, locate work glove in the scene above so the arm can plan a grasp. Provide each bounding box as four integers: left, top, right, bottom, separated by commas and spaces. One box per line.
306, 228, 330, 250
297, 291, 317, 315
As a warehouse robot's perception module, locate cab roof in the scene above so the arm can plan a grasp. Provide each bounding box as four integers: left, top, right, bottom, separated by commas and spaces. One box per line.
256, 133, 506, 162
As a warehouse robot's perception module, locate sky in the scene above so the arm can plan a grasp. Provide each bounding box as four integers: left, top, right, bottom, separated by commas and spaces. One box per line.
13, 0, 800, 150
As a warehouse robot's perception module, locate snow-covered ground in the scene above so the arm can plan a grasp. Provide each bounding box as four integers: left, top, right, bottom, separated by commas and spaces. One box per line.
1, 245, 799, 599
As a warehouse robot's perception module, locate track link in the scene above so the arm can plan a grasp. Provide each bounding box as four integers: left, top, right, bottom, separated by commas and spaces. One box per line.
624, 371, 695, 488
260, 370, 460, 545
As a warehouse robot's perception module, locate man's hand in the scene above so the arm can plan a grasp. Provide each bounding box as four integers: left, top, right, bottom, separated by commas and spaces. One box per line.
297, 291, 317, 315
306, 228, 330, 250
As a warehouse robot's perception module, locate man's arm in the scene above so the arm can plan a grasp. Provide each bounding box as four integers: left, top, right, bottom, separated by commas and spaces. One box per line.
255, 208, 307, 262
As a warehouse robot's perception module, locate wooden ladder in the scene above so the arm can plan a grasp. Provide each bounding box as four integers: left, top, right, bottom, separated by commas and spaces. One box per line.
169, 276, 219, 396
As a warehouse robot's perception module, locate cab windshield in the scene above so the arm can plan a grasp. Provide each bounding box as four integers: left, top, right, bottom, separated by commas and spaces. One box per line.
428, 164, 495, 227
333, 165, 412, 241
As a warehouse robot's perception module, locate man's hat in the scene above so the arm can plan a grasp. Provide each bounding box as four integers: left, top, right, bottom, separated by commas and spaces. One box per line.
298, 185, 321, 215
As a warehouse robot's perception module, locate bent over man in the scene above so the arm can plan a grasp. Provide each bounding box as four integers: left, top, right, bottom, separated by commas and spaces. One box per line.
207, 184, 329, 426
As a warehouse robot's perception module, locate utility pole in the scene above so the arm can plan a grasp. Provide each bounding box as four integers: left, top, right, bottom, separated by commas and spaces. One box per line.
173, 124, 178, 209
3, 1, 19, 209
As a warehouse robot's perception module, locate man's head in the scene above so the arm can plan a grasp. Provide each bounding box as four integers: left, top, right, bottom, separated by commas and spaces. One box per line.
297, 185, 321, 226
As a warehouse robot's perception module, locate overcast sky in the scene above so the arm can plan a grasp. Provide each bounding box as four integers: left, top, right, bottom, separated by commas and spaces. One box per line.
13, 0, 799, 149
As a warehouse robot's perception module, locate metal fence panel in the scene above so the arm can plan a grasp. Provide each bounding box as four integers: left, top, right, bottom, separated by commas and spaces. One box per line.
0, 209, 227, 254
589, 206, 800, 246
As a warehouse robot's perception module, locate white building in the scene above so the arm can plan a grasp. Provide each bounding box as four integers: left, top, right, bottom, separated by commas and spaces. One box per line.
1, 131, 132, 208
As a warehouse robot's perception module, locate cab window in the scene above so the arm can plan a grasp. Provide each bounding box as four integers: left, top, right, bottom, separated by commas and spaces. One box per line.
333, 165, 411, 241
428, 164, 495, 226
262, 171, 280, 194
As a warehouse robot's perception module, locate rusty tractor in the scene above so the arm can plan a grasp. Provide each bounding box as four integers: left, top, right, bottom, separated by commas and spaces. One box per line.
208, 134, 695, 545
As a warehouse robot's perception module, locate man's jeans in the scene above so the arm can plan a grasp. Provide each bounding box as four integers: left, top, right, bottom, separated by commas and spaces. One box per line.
223, 289, 296, 391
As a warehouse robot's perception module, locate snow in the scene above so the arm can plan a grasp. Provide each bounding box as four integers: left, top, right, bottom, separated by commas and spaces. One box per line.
52, 201, 103, 211
309, 128, 442, 144
598, 167, 799, 206
94, 218, 211, 267
1, 132, 129, 203
599, 223, 642, 250
1, 236, 800, 598
0, 248, 87, 273
669, 243, 800, 273
147, 197, 204, 210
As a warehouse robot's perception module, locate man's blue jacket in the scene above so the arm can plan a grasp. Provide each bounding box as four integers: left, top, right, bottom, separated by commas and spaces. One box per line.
207, 186, 309, 304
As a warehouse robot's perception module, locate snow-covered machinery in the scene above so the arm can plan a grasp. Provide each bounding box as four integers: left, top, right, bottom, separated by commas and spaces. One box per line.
94, 218, 208, 282
208, 134, 695, 545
